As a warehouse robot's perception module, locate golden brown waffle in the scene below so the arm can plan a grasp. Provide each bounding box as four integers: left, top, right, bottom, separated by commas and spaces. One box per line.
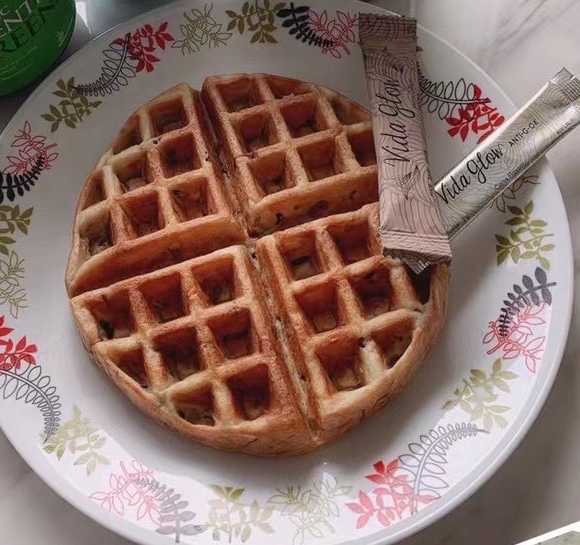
66, 74, 449, 456
201, 74, 378, 236
257, 206, 448, 443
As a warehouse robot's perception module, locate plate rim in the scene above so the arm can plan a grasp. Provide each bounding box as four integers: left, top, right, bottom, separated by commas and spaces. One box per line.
0, 1, 573, 544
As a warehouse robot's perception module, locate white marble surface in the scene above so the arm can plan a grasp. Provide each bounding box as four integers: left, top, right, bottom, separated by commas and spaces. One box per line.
1, 1, 580, 544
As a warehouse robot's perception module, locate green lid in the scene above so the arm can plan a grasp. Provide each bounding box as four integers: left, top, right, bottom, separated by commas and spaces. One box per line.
0, 0, 76, 96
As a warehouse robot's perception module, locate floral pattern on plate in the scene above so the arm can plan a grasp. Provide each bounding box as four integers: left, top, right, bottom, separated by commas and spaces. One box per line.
0, 1, 569, 545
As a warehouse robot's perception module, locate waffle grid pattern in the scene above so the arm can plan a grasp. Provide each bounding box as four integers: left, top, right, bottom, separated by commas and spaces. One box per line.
202, 74, 379, 236
76, 246, 294, 422
258, 206, 433, 436
66, 74, 448, 456
68, 86, 245, 294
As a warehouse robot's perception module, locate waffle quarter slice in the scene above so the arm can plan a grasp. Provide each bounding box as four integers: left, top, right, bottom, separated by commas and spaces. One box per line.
66, 74, 449, 456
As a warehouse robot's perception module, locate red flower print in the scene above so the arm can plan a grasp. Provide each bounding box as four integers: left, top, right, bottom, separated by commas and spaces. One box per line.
484, 302, 547, 373
0, 316, 37, 371
112, 22, 174, 73
445, 85, 505, 143
346, 459, 435, 529
347, 424, 486, 530
3, 121, 58, 176
308, 9, 358, 58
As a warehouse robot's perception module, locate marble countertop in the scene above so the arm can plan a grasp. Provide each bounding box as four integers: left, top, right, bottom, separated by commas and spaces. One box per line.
1, 1, 579, 544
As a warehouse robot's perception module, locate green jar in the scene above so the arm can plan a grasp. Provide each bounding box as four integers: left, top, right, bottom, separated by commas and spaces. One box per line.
0, 0, 76, 96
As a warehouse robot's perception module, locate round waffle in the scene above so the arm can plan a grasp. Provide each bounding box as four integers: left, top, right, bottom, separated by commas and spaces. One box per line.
65, 74, 449, 456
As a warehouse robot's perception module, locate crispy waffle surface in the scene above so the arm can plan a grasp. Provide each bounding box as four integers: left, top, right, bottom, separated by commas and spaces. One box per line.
65, 74, 449, 457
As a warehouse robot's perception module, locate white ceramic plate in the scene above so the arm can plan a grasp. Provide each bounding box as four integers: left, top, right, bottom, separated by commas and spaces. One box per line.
0, 1, 573, 544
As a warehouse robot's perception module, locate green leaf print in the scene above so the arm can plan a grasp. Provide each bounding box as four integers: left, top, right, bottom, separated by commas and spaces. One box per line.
226, 1, 285, 43
495, 200, 554, 268
172, 4, 233, 54
206, 485, 274, 542
41, 78, 102, 132
442, 359, 518, 431
268, 474, 350, 545
42, 406, 109, 475
0, 206, 33, 319
0, 251, 27, 319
